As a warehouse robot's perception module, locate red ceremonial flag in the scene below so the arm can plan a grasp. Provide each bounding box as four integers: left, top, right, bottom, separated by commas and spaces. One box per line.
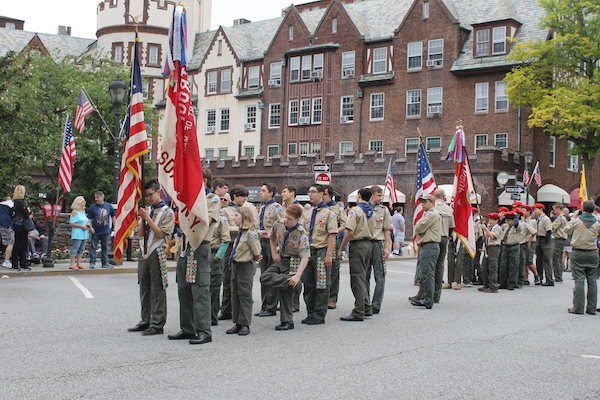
58, 114, 76, 193
384, 158, 398, 211
114, 34, 149, 263
74, 90, 94, 132
451, 154, 477, 257
159, 5, 209, 249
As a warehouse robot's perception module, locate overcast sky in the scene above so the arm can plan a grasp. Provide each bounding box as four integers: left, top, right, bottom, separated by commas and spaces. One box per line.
2, 0, 293, 38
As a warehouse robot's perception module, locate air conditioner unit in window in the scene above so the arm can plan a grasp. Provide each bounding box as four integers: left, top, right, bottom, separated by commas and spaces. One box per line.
244, 123, 254, 131
342, 68, 354, 78
426, 59, 442, 67
428, 105, 442, 115
299, 117, 310, 125
268, 79, 281, 86
311, 70, 323, 81
340, 116, 352, 123
207, 126, 215, 133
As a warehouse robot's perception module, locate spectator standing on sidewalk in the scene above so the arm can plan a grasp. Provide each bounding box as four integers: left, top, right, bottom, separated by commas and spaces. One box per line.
87, 191, 115, 269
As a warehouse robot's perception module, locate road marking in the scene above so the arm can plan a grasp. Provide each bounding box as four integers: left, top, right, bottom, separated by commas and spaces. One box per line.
69, 277, 94, 299
581, 355, 600, 359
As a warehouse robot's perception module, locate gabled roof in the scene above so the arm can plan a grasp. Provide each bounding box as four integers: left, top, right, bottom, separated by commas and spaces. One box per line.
188, 30, 217, 70
345, 0, 413, 40
0, 28, 95, 61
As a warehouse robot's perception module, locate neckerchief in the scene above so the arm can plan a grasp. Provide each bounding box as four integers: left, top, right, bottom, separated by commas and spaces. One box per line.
578, 212, 596, 228
205, 188, 213, 195
281, 223, 300, 258
146, 200, 167, 240
308, 201, 328, 242
327, 200, 337, 207
229, 229, 245, 267
260, 199, 276, 230
357, 202, 374, 219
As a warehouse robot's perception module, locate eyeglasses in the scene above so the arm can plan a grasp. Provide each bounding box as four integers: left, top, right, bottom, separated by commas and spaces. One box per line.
144, 191, 157, 198
308, 190, 318, 194
220, 198, 227, 201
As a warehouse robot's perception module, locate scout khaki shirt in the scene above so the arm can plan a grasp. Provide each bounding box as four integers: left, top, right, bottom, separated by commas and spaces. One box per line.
210, 211, 231, 249
203, 193, 221, 242
537, 214, 552, 237
303, 205, 338, 249
232, 228, 261, 263
501, 222, 525, 246
138, 205, 175, 258
345, 206, 373, 241
487, 224, 503, 246
434, 199, 454, 237
270, 220, 311, 259
525, 216, 538, 242
372, 204, 392, 241
222, 202, 259, 236
259, 201, 283, 232
552, 214, 568, 239
520, 218, 537, 244
414, 208, 441, 244
329, 203, 347, 228
565, 217, 600, 250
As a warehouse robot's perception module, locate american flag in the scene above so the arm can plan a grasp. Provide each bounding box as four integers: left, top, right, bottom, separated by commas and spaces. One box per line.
413, 142, 436, 243
523, 162, 531, 186
385, 158, 398, 210
113, 34, 149, 263
74, 90, 93, 132
58, 115, 76, 193
531, 161, 542, 187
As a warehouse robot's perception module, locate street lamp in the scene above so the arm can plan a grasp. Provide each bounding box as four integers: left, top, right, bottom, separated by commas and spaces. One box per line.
524, 151, 534, 205
109, 78, 127, 203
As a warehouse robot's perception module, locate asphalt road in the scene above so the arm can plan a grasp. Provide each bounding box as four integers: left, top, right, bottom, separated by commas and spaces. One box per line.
1, 258, 599, 400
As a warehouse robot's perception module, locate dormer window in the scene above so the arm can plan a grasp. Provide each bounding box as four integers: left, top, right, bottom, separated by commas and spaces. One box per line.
476, 25, 509, 56
476, 30, 489, 56
492, 26, 507, 54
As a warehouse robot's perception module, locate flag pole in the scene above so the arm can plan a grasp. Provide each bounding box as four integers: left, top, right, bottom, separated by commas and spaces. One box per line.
80, 85, 114, 139
410, 128, 423, 203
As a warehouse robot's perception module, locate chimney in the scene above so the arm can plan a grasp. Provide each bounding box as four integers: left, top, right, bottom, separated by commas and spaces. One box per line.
233, 18, 251, 26
57, 26, 71, 36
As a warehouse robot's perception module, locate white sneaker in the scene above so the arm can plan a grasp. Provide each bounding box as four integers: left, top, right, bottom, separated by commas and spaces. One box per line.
2, 261, 12, 268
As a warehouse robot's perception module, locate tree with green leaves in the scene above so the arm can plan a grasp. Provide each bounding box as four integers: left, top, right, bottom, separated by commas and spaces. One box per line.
0, 49, 159, 209
505, 0, 600, 189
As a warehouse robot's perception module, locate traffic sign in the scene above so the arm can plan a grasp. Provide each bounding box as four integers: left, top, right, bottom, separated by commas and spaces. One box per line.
511, 194, 521, 201
312, 163, 331, 172
315, 172, 331, 185
505, 186, 524, 194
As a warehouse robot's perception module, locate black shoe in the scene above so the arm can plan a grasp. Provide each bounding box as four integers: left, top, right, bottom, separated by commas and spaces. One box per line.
141, 327, 163, 335
523, 281, 530, 285
373, 307, 380, 314
226, 324, 242, 334
306, 318, 325, 325
238, 326, 250, 335
218, 313, 232, 320
127, 324, 149, 332
301, 317, 311, 324
340, 315, 363, 321
255, 310, 276, 317
20, 266, 31, 271
189, 334, 212, 344
498, 286, 508, 289
508, 286, 515, 290
275, 322, 295, 330
411, 299, 432, 309
211, 321, 218, 326
168, 331, 196, 340
472, 280, 484, 286
542, 281, 555, 286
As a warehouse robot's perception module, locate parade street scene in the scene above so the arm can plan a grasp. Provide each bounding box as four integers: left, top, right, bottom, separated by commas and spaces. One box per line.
2, 0, 600, 398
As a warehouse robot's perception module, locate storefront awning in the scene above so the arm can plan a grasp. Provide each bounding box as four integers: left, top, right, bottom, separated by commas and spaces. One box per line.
347, 185, 406, 204
536, 184, 570, 204
569, 188, 582, 207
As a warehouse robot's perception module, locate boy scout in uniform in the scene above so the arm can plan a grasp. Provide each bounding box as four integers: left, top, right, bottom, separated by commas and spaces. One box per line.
208, 207, 231, 326
128, 179, 175, 335
339, 187, 374, 320
479, 213, 503, 293
256, 183, 284, 318
565, 201, 600, 315
551, 203, 568, 283
534, 203, 554, 286
169, 169, 221, 345
498, 211, 525, 290
367, 186, 392, 314
522, 205, 539, 285
281, 186, 303, 313
410, 194, 441, 309
302, 184, 338, 325
324, 186, 347, 310
517, 208, 536, 287
261, 204, 311, 330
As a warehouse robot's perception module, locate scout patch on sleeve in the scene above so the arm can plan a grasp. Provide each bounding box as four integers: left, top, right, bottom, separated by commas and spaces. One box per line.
220, 216, 228, 222
165, 209, 174, 217
426, 211, 434, 216
276, 207, 284, 214
249, 231, 258, 238
348, 210, 356, 218
300, 235, 308, 242
211, 196, 219, 203
330, 212, 336, 218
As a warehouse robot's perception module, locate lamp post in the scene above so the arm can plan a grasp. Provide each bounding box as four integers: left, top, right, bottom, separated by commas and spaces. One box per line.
108, 78, 127, 203
524, 151, 534, 205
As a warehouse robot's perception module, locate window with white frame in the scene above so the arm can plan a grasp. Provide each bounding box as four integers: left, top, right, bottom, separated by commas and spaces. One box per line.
370, 93, 384, 121
290, 57, 300, 82
270, 62, 282, 85
288, 143, 297, 155
474, 134, 488, 153
408, 42, 423, 70
5, 22, 16, 29
218, 148, 228, 159
494, 133, 508, 148
248, 66, 259, 89
312, 98, 322, 124
341, 96, 354, 122
300, 99, 311, 123
217, 39, 222, 55
113, 44, 123, 63
205, 148, 214, 159
288, 25, 294, 41
422, 1, 429, 19
269, 103, 281, 128
476, 29, 490, 56
339, 141, 353, 157
406, 89, 421, 117
219, 108, 230, 132
426, 136, 442, 150
342, 51, 355, 77
405, 137, 420, 154
221, 69, 231, 92
312, 142, 321, 154
373, 48, 387, 74
567, 141, 578, 171
299, 142, 309, 158
369, 139, 384, 157
495, 81, 508, 111
244, 146, 255, 160
332, 17, 338, 33
549, 136, 556, 167
246, 105, 257, 129
492, 26, 507, 54
313, 54, 324, 71
289, 100, 299, 125
148, 45, 159, 65
268, 145, 279, 161
142, 81, 149, 100
426, 87, 443, 115
207, 71, 217, 94
206, 110, 216, 133
428, 39, 443, 66
475, 82, 489, 112
302, 55, 312, 80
